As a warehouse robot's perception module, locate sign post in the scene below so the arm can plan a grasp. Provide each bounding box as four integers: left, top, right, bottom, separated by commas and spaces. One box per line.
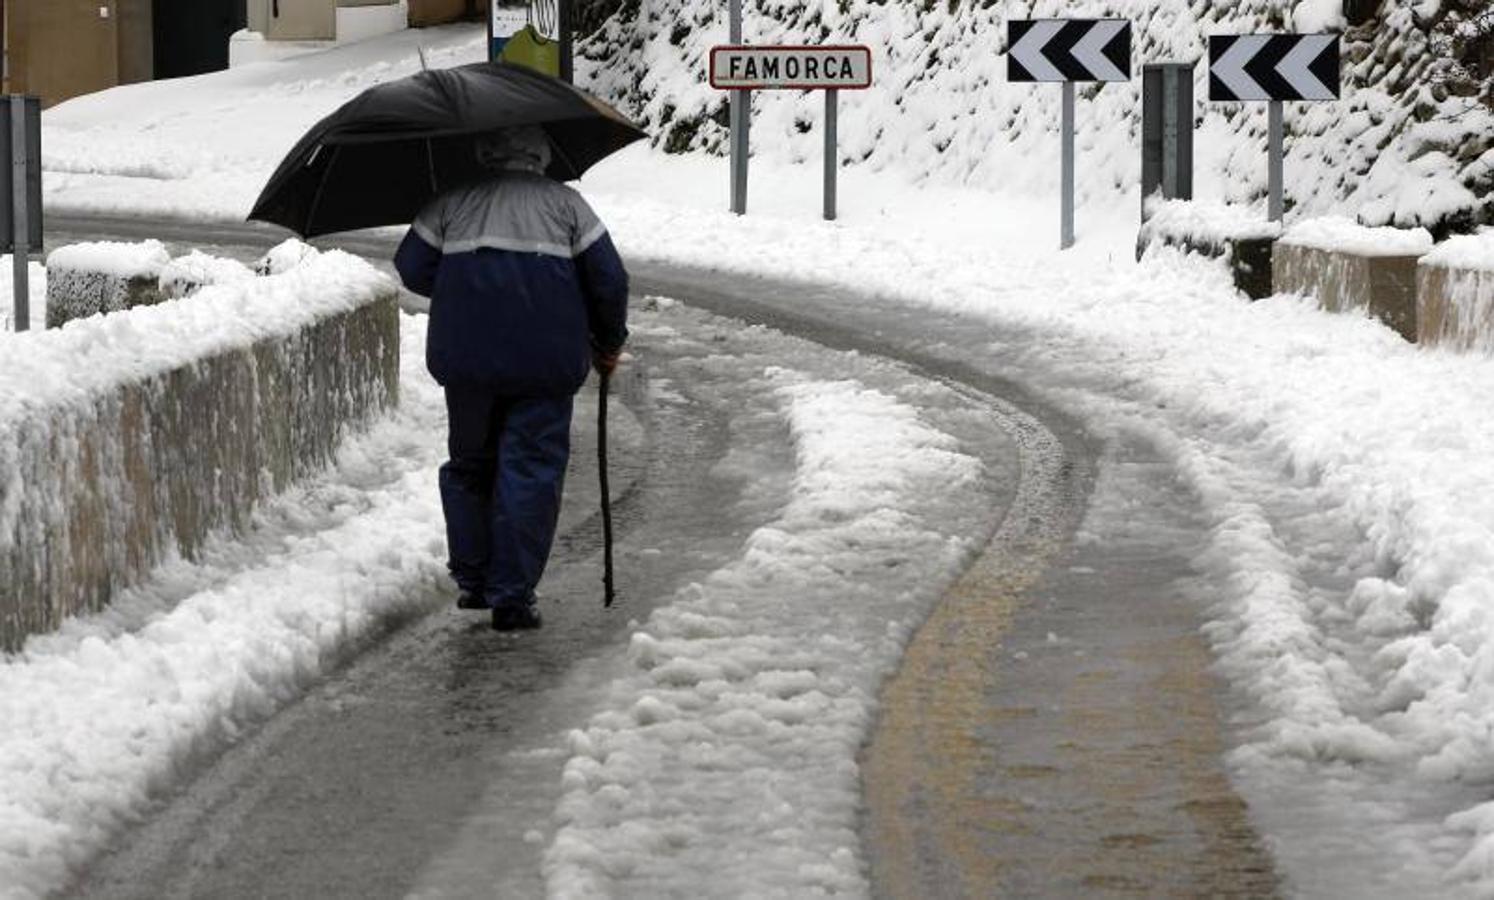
709, 46, 873, 221
1007, 19, 1132, 250
1, 96, 41, 332
1060, 80, 1075, 248
728, 0, 747, 215
824, 88, 838, 220
1208, 34, 1340, 223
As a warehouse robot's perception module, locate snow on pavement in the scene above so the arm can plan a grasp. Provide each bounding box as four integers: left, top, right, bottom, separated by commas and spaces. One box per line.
545, 376, 983, 897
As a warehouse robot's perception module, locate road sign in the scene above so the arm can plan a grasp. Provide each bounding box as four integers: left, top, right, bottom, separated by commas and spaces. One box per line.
1208, 34, 1340, 222
1006, 20, 1131, 249
1208, 34, 1339, 101
709, 46, 873, 91
1007, 19, 1131, 83
711, 45, 872, 221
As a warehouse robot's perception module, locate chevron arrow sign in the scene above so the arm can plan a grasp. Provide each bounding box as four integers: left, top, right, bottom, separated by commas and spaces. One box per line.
1209, 34, 1340, 101
1007, 19, 1131, 83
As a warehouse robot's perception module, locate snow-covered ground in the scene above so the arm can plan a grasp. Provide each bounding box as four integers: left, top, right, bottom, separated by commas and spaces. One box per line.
0, 258, 47, 332
19, 19, 1494, 899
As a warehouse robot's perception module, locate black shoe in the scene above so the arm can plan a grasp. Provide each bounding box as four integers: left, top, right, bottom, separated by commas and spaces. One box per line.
456, 592, 487, 610
491, 604, 542, 632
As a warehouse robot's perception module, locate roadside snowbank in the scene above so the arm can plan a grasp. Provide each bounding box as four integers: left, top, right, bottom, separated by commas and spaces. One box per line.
544, 376, 982, 896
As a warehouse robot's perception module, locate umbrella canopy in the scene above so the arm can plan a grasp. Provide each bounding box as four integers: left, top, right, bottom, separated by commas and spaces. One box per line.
249, 62, 647, 237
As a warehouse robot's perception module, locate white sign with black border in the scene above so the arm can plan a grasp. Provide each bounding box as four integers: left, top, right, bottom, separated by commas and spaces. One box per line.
709, 46, 873, 91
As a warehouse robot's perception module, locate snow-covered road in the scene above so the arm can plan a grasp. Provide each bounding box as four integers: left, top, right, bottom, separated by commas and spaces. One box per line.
19, 215, 1267, 899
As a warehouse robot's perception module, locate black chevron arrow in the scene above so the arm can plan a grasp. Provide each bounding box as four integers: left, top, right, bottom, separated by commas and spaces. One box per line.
1101, 27, 1129, 75
1308, 41, 1340, 97
1244, 35, 1294, 100
1046, 23, 1091, 81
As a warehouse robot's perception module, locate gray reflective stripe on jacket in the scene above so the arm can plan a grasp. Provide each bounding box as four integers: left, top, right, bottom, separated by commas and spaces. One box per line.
411, 172, 607, 260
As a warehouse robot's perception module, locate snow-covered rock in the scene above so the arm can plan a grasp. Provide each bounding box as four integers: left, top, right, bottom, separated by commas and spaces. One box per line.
43, 239, 170, 328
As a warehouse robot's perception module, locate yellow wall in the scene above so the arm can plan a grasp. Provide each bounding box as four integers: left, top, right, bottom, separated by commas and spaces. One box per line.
7, 0, 153, 106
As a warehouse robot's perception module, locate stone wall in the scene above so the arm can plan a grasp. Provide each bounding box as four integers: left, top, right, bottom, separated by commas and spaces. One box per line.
1272, 244, 1422, 342
0, 280, 399, 650
1419, 264, 1494, 353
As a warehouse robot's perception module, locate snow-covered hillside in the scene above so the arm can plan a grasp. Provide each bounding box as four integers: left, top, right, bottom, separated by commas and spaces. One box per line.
576, 0, 1494, 236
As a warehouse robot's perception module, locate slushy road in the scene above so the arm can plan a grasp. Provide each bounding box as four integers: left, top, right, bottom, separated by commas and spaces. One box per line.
47, 214, 1275, 898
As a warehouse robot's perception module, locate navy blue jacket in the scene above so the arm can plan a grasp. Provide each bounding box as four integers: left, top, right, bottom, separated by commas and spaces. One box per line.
395, 173, 629, 395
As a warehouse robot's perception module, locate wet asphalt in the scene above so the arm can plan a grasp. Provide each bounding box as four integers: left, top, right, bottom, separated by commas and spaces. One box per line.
46, 214, 1278, 898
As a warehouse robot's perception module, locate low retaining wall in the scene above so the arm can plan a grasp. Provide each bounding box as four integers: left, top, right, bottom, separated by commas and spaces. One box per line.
1, 249, 400, 650
1417, 234, 1494, 352
1272, 218, 1434, 342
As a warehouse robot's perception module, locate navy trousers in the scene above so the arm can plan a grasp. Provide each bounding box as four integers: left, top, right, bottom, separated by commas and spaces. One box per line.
440, 387, 572, 609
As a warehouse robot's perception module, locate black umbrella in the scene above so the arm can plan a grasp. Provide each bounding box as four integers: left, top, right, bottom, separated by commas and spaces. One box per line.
248, 61, 646, 237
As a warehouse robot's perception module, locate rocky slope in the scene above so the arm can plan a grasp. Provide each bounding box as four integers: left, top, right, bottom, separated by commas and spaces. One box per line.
573, 0, 1493, 235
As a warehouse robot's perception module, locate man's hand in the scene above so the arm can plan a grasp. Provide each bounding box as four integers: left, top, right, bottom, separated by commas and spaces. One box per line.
593, 347, 622, 378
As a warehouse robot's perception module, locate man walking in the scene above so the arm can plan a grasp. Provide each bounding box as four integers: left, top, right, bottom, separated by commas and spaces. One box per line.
394, 126, 628, 631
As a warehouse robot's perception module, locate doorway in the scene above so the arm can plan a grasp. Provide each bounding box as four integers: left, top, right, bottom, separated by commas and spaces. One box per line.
151, 0, 247, 78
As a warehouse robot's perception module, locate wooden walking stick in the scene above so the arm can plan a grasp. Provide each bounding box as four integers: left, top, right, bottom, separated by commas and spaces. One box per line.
599, 372, 616, 607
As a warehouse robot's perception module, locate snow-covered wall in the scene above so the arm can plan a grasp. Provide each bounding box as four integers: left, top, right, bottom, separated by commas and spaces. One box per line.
1419, 233, 1494, 351
0, 250, 400, 650
44, 240, 171, 329
576, 0, 1494, 235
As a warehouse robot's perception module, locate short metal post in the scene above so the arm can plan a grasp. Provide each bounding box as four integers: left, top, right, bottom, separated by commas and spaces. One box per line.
1268, 100, 1284, 222
728, 0, 748, 215
823, 88, 838, 221
1060, 80, 1075, 250
1162, 66, 1179, 198
11, 96, 29, 332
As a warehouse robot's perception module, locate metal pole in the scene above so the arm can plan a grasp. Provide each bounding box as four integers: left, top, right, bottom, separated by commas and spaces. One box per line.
823, 88, 837, 221
1268, 99, 1284, 222
11, 95, 27, 331
728, 0, 747, 215
1060, 80, 1075, 250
